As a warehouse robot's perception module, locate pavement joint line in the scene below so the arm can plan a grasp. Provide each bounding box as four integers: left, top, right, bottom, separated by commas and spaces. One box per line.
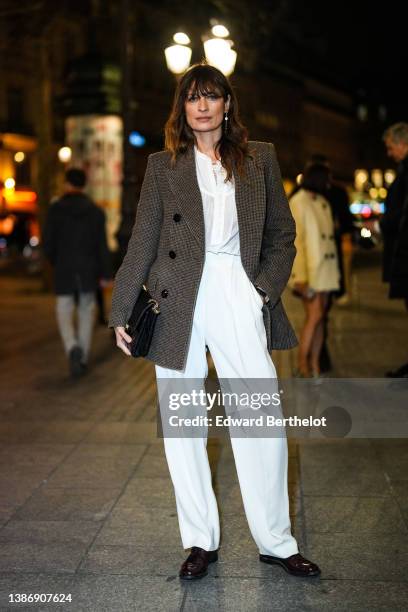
105, 364, 159, 422
0, 362, 152, 530
300, 494, 398, 497
113, 372, 157, 423
137, 390, 159, 423
294, 440, 308, 553
73, 442, 153, 576
368, 440, 408, 533
179, 588, 188, 611
1, 571, 408, 584
0, 439, 93, 531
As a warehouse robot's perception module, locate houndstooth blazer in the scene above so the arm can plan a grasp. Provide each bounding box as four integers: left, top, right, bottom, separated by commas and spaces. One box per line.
108, 141, 298, 371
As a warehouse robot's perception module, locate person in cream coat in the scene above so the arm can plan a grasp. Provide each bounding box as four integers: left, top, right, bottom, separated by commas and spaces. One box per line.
289, 163, 340, 377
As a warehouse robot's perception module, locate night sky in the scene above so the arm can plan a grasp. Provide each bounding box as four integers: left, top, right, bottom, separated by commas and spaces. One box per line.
240, 0, 407, 115
1, 0, 407, 118
288, 2, 405, 104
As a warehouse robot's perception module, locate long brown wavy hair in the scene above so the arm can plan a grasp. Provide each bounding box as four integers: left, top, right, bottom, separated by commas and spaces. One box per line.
164, 62, 253, 181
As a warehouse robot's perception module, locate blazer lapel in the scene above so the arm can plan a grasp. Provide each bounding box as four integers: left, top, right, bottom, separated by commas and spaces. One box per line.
234, 155, 264, 271
166, 146, 205, 254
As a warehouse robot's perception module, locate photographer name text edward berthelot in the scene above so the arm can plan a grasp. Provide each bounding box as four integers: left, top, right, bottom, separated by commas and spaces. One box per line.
168, 415, 327, 427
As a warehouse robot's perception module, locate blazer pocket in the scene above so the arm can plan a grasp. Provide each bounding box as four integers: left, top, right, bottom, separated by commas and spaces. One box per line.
250, 282, 264, 309
262, 302, 272, 352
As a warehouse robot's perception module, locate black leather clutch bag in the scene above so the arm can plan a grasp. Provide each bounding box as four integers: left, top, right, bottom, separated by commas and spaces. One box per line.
125, 284, 160, 358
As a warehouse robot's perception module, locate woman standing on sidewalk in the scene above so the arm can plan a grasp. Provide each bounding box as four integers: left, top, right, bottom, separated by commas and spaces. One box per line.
288, 164, 340, 377
109, 62, 320, 579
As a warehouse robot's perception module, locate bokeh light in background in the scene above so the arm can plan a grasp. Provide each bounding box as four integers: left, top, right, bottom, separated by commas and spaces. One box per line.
211, 25, 229, 38
173, 32, 191, 45
58, 146, 72, 163
129, 132, 146, 147
14, 152, 25, 163
4, 178, 15, 189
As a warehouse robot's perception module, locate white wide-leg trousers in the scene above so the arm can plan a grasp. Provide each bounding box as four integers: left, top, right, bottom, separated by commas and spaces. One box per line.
155, 251, 298, 557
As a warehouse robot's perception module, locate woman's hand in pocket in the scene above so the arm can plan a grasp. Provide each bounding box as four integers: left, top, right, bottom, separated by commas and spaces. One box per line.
115, 326, 132, 356
252, 284, 265, 308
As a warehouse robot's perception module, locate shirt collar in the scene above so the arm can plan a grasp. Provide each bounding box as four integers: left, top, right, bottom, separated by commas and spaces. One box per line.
194, 145, 221, 165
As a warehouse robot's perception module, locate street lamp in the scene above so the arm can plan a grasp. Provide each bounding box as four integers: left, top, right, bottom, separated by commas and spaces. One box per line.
164, 23, 237, 77
203, 37, 236, 76
211, 24, 229, 38
203, 24, 237, 76
165, 32, 192, 75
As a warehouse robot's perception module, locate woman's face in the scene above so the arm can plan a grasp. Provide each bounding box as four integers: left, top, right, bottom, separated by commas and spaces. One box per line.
184, 84, 230, 134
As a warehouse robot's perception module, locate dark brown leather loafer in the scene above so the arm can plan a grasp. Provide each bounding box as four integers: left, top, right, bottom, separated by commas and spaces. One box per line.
259, 552, 321, 577
179, 546, 218, 580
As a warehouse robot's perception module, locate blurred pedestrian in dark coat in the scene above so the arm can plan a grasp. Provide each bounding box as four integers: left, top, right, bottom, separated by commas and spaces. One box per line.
43, 168, 112, 377
381, 122, 408, 377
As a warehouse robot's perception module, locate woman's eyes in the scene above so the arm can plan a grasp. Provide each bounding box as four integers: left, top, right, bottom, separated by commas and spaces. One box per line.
187, 93, 219, 101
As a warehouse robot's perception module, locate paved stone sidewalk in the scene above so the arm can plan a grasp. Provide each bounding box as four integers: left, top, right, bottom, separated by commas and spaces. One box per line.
0, 249, 407, 611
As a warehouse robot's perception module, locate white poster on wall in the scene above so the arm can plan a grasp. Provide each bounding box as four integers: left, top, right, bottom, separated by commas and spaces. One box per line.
65, 115, 123, 251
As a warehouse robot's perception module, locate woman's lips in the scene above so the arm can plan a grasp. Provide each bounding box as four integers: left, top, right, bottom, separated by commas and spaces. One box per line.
196, 117, 211, 121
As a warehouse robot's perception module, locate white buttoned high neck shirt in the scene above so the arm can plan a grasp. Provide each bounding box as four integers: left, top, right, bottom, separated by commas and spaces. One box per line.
194, 145, 240, 255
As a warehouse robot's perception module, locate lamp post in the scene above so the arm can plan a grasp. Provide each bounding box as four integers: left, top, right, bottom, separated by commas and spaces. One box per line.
164, 32, 192, 76
203, 24, 237, 76
164, 23, 237, 77
117, 0, 138, 261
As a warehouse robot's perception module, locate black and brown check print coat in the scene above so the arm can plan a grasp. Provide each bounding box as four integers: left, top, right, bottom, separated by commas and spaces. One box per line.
109, 141, 298, 370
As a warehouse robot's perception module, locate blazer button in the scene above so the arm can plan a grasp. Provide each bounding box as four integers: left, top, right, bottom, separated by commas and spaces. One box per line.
169, 250, 176, 259
173, 213, 181, 222
321, 233, 326, 239
161, 289, 168, 298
